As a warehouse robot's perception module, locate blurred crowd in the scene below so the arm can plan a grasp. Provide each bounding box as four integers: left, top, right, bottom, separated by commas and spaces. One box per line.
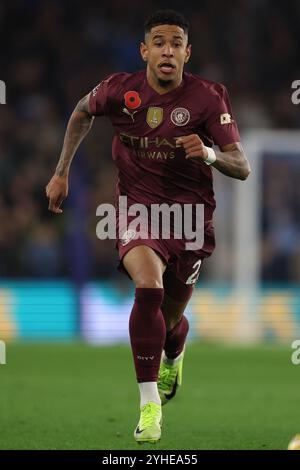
262, 156, 300, 281
0, 0, 299, 281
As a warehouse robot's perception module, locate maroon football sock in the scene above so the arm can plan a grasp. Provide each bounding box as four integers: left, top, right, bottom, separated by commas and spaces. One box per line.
129, 288, 166, 383
164, 315, 189, 359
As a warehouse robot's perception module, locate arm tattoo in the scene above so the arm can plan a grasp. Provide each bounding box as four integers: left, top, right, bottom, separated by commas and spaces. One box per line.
213, 144, 251, 181
55, 95, 94, 177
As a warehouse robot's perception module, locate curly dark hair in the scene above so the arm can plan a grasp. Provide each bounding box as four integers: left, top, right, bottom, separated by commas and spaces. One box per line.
144, 9, 189, 35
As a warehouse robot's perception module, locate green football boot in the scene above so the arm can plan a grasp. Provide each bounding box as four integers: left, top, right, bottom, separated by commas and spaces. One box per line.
157, 349, 185, 405
134, 402, 162, 444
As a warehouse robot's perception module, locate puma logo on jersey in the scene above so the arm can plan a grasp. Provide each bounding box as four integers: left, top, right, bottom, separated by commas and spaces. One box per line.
122, 107, 138, 122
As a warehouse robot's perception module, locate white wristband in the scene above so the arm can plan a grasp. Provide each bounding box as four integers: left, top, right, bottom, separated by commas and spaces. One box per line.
204, 147, 217, 165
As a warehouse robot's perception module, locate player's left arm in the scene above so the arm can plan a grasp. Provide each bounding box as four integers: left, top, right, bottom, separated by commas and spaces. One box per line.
211, 141, 250, 180
177, 136, 251, 181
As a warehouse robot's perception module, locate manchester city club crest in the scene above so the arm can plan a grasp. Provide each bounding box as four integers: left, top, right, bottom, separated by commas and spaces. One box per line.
146, 107, 163, 129
171, 107, 190, 126
121, 229, 136, 246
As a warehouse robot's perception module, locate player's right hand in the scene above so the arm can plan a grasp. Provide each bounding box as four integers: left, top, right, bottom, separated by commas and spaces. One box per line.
45, 174, 69, 214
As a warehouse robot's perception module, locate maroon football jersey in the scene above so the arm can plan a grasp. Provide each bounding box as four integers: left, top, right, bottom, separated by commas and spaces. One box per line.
89, 70, 240, 257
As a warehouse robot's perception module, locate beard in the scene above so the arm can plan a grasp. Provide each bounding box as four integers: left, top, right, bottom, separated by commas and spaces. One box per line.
157, 78, 173, 88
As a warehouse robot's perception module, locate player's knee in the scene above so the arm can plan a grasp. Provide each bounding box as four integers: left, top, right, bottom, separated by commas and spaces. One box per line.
162, 304, 183, 327
165, 316, 181, 331
135, 277, 163, 289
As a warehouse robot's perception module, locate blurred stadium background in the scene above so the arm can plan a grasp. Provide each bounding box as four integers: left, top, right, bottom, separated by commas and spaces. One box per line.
1, 0, 300, 450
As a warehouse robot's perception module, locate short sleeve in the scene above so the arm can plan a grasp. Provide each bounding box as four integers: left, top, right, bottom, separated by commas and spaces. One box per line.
89, 75, 113, 116
205, 84, 240, 146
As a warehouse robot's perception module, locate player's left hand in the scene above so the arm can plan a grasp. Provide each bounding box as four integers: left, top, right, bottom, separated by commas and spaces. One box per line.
176, 134, 208, 160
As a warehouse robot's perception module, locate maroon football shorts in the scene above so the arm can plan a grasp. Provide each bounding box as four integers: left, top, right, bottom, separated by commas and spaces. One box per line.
116, 223, 205, 287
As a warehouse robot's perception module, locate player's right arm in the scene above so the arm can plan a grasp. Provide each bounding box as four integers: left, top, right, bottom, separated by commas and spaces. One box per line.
46, 94, 94, 213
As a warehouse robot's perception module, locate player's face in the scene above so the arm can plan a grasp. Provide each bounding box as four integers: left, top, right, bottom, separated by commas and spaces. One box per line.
140, 25, 191, 87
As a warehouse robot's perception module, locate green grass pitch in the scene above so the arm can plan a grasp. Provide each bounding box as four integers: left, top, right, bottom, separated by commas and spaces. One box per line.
0, 342, 299, 450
